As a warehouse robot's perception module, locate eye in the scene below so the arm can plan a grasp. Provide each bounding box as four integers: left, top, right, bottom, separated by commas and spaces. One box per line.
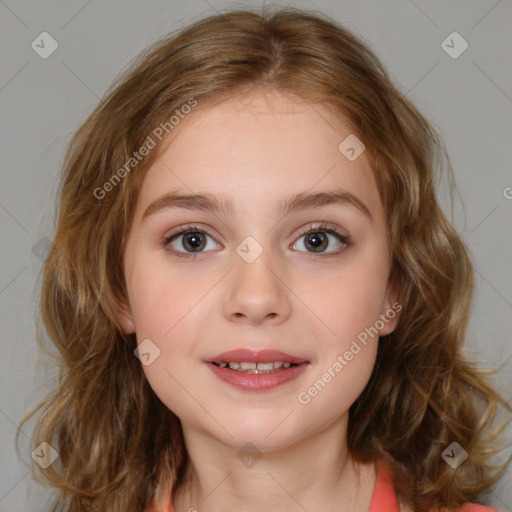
291, 222, 351, 255
163, 224, 220, 257
162, 222, 351, 259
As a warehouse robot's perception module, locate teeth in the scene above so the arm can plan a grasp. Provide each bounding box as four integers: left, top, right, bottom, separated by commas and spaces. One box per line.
219, 361, 297, 373
256, 362, 274, 371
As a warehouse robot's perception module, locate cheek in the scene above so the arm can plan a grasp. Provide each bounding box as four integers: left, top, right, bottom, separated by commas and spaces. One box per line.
298, 342, 378, 429
127, 254, 197, 339
131, 272, 204, 417
307, 262, 389, 345
297, 290, 380, 419
127, 260, 212, 392
295, 254, 387, 419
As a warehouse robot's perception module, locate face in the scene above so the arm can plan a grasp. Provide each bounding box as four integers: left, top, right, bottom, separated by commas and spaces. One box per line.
118, 90, 400, 452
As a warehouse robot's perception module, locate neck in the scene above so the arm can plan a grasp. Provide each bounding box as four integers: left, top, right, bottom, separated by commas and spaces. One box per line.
172, 415, 376, 512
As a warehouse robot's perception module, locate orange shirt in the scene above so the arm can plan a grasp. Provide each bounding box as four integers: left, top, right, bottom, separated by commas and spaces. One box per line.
144, 461, 499, 512
368, 462, 498, 512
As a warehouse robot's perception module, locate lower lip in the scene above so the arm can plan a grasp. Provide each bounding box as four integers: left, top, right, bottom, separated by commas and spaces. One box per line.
206, 362, 310, 391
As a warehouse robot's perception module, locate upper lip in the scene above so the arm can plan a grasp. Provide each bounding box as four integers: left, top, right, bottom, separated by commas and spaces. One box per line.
205, 349, 308, 365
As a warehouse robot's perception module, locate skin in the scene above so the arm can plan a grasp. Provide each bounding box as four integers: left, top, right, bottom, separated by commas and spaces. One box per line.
116, 89, 402, 512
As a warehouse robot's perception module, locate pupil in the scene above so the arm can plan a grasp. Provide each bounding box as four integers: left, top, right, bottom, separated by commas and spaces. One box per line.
306, 232, 327, 252
184, 232, 205, 251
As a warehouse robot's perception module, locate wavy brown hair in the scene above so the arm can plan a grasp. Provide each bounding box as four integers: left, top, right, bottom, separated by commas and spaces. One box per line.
17, 5, 511, 512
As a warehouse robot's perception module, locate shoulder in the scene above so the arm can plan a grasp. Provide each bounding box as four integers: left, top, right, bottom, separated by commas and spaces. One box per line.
399, 502, 499, 512
458, 503, 500, 512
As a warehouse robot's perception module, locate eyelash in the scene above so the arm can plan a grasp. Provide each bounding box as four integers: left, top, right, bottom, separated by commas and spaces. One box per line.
162, 222, 352, 259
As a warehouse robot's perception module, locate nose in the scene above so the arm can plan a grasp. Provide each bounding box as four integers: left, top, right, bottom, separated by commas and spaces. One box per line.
223, 247, 292, 326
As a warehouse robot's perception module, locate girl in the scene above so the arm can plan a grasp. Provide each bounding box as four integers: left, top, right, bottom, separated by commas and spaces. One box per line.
18, 6, 511, 512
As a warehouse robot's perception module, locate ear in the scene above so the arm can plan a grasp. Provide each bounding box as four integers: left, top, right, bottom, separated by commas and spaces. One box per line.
113, 295, 136, 335
377, 274, 403, 337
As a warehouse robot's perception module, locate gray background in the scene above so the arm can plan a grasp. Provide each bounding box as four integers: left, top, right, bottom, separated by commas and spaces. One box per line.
1, 1, 511, 510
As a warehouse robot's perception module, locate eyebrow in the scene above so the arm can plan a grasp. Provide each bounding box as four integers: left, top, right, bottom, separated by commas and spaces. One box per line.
142, 189, 373, 222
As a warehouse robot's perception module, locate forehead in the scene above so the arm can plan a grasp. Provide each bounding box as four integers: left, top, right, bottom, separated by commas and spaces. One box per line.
134, 90, 384, 223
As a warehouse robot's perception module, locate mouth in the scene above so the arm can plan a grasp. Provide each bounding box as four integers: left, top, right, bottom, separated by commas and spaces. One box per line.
210, 360, 302, 374
206, 348, 308, 367
205, 348, 310, 391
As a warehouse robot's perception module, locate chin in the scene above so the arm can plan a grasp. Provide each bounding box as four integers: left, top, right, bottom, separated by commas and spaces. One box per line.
217, 414, 305, 452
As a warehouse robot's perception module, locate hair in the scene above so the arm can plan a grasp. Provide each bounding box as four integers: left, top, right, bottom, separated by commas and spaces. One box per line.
17, 5, 512, 512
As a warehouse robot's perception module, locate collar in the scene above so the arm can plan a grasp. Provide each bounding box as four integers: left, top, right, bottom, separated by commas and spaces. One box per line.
368, 460, 400, 512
